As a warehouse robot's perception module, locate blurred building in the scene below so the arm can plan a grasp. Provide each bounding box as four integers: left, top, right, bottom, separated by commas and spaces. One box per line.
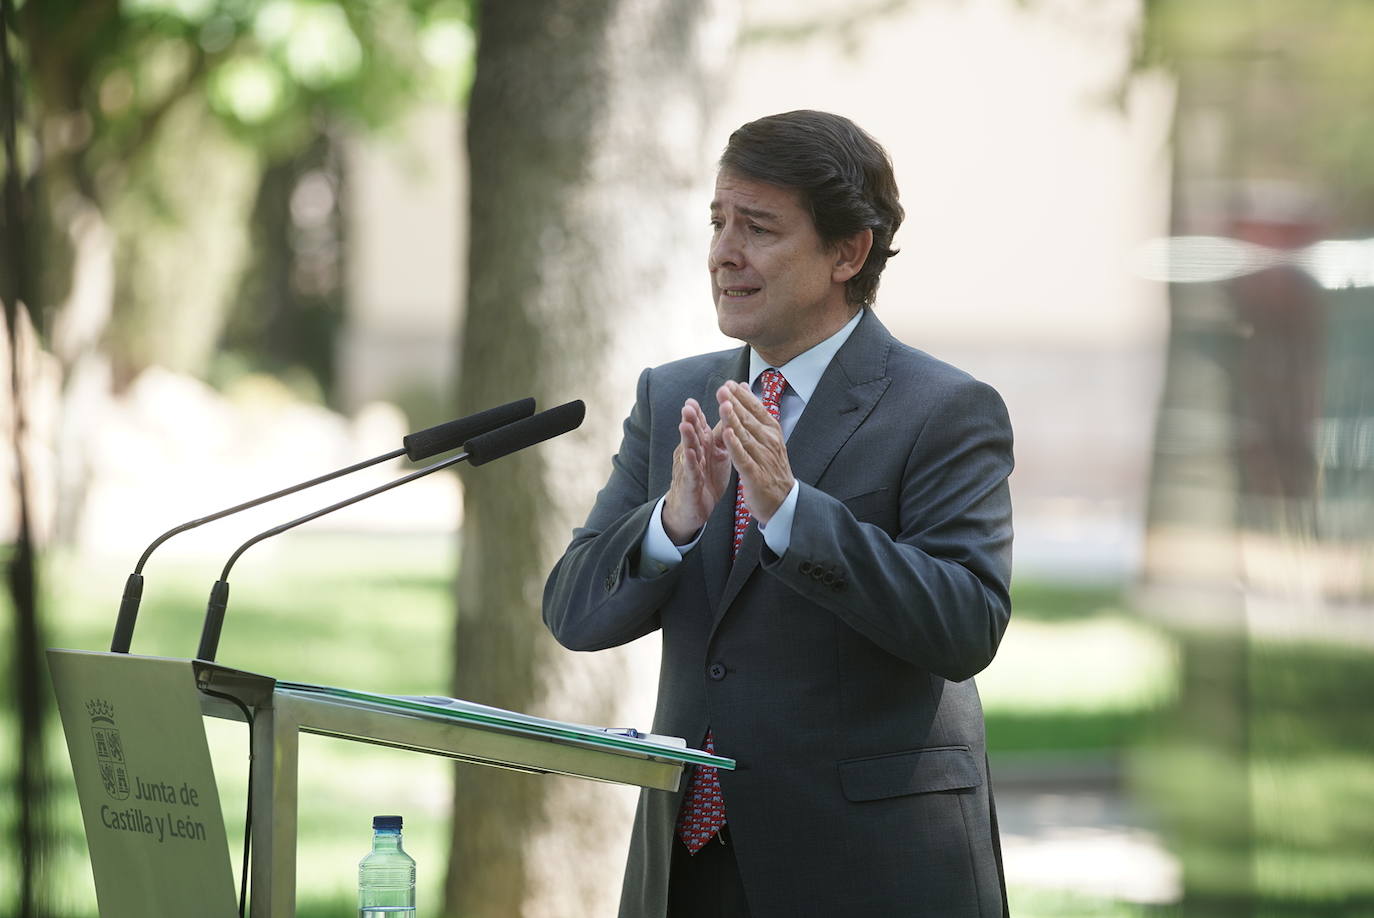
339, 0, 1173, 584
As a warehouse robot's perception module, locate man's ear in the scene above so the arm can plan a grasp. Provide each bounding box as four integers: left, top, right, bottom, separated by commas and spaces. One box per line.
831, 228, 874, 284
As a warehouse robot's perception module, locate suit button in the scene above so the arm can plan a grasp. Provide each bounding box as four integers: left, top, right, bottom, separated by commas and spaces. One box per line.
708, 662, 727, 681
810, 565, 824, 581
603, 569, 616, 591
799, 560, 813, 576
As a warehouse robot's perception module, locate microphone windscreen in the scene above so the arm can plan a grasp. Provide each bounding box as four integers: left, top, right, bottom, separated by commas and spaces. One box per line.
465, 400, 586, 466
404, 397, 536, 461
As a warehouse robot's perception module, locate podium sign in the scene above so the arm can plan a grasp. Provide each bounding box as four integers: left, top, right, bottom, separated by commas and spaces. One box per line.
49, 651, 237, 918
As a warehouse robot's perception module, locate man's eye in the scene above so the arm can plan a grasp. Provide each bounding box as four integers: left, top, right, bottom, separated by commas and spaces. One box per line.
749, 224, 768, 235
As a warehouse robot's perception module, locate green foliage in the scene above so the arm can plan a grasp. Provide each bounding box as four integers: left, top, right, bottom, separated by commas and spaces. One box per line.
21, 0, 474, 170
1141, 0, 1374, 74
1138, 0, 1374, 225
11, 0, 475, 384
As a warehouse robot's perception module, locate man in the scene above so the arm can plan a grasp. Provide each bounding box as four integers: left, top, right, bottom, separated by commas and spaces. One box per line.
543, 110, 1013, 918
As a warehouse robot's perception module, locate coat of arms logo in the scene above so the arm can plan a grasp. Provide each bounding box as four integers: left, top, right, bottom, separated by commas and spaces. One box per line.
87, 698, 129, 800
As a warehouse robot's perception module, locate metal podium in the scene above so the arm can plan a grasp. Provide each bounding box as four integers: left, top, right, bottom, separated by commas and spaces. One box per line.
49, 649, 732, 918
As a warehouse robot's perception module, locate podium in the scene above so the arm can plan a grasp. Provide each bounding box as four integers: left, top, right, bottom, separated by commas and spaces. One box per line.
49, 649, 732, 917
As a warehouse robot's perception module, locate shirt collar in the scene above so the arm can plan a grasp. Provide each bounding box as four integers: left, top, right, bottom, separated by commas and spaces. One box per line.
748, 309, 864, 404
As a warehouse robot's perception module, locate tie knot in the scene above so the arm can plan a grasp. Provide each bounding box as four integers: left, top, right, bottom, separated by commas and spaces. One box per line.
759, 369, 786, 415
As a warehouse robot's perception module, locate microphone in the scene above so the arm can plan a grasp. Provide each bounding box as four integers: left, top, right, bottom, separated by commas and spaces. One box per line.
465, 399, 586, 466
402, 397, 536, 461
109, 397, 535, 653
194, 400, 586, 662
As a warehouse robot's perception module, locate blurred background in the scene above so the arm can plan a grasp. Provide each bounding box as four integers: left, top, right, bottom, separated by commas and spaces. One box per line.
3, 0, 1372, 915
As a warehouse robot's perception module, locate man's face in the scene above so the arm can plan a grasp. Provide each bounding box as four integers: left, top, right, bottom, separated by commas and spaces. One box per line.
708, 169, 854, 365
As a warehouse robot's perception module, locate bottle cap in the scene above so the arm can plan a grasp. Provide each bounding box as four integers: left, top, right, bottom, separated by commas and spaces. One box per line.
372, 815, 403, 830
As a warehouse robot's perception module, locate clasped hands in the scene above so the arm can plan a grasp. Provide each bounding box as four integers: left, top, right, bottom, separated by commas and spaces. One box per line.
662, 381, 794, 546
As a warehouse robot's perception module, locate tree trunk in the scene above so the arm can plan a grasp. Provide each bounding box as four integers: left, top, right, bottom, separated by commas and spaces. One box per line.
446, 1, 731, 915
1139, 4, 1374, 913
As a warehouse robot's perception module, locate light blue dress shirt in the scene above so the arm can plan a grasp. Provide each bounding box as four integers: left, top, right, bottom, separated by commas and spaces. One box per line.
640, 309, 864, 574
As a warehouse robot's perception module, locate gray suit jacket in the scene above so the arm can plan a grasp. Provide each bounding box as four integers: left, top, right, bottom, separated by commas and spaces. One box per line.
543, 311, 1014, 917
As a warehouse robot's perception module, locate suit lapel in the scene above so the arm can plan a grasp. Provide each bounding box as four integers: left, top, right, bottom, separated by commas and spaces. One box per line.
785, 319, 892, 489
710, 312, 895, 628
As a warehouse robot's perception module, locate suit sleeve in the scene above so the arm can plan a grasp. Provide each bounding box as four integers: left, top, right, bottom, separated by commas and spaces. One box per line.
542, 367, 682, 651
762, 376, 1014, 682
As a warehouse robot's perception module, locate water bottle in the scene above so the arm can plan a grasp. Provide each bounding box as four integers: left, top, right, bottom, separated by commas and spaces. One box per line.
358, 815, 416, 917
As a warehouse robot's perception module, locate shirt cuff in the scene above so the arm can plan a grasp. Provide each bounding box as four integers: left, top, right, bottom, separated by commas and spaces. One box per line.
758, 479, 800, 558
638, 497, 701, 577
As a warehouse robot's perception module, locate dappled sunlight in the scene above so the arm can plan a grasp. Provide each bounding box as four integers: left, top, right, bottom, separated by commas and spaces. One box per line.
1003, 820, 1181, 906
981, 616, 1177, 714
76, 367, 461, 564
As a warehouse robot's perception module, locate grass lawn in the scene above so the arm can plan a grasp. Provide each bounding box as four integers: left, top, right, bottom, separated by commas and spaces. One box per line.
1008, 887, 1180, 918
980, 589, 1178, 758
1132, 634, 1374, 916
29, 549, 1345, 916
3, 534, 460, 916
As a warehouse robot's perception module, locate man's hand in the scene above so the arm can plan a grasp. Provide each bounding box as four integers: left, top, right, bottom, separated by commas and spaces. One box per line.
718, 380, 794, 524
662, 398, 730, 544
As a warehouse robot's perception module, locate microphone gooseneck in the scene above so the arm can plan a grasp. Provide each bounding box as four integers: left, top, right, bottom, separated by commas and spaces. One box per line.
194, 451, 469, 662
112, 397, 536, 654
194, 399, 584, 662
111, 447, 403, 654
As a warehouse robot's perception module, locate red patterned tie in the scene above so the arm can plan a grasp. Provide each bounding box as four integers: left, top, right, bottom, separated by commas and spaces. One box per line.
676, 368, 786, 853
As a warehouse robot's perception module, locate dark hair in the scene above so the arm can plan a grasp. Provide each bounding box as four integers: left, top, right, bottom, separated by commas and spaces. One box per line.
720, 110, 904, 308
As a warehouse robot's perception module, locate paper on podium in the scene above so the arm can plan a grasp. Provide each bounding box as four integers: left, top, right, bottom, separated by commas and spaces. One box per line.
271, 680, 719, 769
397, 694, 688, 749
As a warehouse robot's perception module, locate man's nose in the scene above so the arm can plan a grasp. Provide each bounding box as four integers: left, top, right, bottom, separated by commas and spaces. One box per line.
709, 226, 744, 270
